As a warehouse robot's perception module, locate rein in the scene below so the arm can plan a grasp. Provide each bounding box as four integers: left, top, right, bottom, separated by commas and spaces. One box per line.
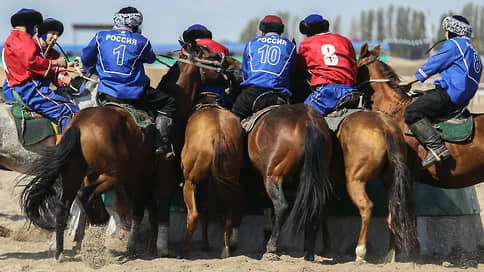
157, 53, 225, 73
356, 58, 390, 88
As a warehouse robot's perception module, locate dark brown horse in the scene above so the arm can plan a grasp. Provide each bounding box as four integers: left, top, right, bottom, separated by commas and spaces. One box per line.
334, 110, 419, 262
20, 105, 160, 261
357, 42, 484, 188
248, 103, 333, 261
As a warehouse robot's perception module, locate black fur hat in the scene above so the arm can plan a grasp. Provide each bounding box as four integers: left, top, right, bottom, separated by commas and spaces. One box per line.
259, 15, 284, 34
11, 8, 43, 28
183, 24, 212, 42
38, 18, 64, 37
299, 14, 329, 36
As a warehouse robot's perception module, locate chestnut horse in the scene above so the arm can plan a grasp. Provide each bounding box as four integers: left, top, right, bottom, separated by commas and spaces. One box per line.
159, 41, 244, 258
181, 106, 244, 258
334, 111, 419, 262
357, 42, 484, 188
248, 103, 333, 261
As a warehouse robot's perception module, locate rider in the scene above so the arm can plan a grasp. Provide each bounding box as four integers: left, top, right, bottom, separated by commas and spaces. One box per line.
231, 15, 296, 120
2, 9, 78, 133
81, 6, 175, 159
399, 15, 482, 168
3, 18, 71, 101
181, 24, 234, 107
296, 14, 358, 115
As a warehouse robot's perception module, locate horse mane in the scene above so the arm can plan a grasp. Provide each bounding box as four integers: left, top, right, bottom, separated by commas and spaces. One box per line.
374, 60, 412, 101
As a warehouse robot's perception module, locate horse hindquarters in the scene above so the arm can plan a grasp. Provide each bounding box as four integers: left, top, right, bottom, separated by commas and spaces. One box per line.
286, 124, 333, 261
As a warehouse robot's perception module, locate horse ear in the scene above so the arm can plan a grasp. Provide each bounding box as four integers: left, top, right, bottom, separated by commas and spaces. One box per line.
178, 40, 186, 47
359, 42, 369, 58
373, 43, 381, 56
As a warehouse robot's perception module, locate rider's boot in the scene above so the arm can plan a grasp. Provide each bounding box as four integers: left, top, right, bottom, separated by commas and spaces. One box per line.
154, 112, 174, 160
408, 118, 451, 168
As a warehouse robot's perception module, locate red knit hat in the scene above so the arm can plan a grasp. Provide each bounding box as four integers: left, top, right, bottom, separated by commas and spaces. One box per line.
259, 15, 284, 34
261, 15, 282, 24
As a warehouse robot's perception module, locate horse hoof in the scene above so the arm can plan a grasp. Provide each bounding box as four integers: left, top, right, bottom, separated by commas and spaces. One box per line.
158, 248, 169, 258
262, 252, 280, 261
220, 247, 230, 259
383, 249, 396, 263
266, 240, 277, 253
304, 253, 315, 262
355, 257, 367, 264
55, 252, 64, 263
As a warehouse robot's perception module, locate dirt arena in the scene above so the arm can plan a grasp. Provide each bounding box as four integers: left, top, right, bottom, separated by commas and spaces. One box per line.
0, 58, 484, 271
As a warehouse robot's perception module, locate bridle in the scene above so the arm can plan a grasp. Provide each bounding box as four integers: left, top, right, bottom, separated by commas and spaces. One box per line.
355, 58, 390, 89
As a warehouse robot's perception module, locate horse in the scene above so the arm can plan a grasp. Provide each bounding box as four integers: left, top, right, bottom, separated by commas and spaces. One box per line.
181, 105, 244, 258
333, 110, 419, 262
162, 41, 245, 258
0, 70, 99, 173
19, 80, 165, 261
357, 42, 484, 188
247, 103, 333, 261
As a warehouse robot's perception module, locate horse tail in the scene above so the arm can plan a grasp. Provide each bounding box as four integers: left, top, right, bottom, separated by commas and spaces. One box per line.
385, 132, 420, 261
20, 126, 82, 231
210, 133, 241, 196
286, 124, 333, 234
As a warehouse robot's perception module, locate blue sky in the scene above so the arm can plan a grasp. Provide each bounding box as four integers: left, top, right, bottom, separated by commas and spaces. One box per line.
0, 0, 477, 45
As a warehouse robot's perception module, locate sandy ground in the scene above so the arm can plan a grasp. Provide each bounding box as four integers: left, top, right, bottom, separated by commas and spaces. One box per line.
0, 169, 483, 271
1, 58, 484, 271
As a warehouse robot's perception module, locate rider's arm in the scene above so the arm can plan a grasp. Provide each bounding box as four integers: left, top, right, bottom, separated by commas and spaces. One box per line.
81, 34, 99, 69
140, 40, 156, 64
414, 40, 457, 83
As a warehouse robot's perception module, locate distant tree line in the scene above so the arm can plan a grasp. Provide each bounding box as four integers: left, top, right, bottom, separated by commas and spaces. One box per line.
238, 3, 484, 57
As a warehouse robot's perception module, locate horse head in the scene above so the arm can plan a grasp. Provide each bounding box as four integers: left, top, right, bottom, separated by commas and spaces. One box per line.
357, 42, 411, 117
59, 67, 99, 109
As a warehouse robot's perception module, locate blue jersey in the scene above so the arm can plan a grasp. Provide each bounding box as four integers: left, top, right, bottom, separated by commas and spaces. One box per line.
241, 34, 296, 96
415, 37, 482, 107
81, 28, 156, 99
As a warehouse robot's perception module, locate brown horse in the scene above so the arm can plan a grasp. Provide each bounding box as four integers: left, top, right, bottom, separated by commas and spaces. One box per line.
159, 41, 244, 258
20, 105, 160, 261
248, 103, 333, 261
357, 42, 484, 188
181, 106, 244, 258
334, 110, 419, 262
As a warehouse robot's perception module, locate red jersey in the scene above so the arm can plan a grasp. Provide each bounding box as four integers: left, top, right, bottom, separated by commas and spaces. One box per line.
32, 36, 63, 86
195, 38, 229, 55
2, 30, 56, 87
297, 32, 357, 87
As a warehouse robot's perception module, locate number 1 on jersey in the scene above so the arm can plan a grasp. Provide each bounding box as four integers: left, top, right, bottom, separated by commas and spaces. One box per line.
113, 44, 126, 66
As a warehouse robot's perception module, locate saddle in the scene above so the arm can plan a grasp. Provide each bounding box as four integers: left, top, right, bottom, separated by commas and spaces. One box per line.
327, 91, 368, 118
195, 91, 225, 107
405, 106, 474, 143
251, 91, 289, 112
242, 105, 280, 133
9, 91, 57, 145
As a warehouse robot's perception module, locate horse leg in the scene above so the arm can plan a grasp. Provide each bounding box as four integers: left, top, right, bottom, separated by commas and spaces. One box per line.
221, 211, 233, 258
346, 179, 373, 263
156, 161, 182, 257
265, 177, 288, 254
127, 191, 146, 255
72, 203, 87, 252
321, 210, 331, 254
146, 190, 160, 256
182, 180, 198, 258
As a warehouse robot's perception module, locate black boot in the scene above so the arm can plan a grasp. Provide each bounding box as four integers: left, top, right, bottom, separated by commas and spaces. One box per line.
408, 118, 451, 168
154, 113, 174, 160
